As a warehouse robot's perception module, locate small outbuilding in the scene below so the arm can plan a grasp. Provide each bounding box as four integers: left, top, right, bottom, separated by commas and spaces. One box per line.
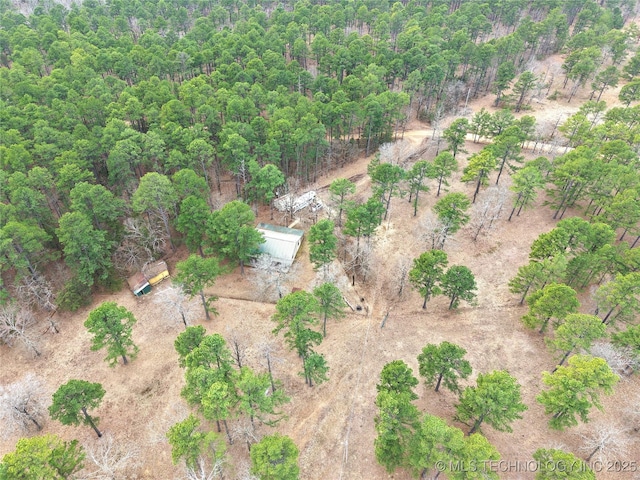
127, 260, 170, 296
255, 223, 304, 268
127, 272, 151, 297
142, 260, 170, 286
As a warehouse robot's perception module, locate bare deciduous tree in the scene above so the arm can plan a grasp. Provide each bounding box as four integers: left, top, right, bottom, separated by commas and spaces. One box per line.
624, 392, 640, 433
83, 434, 142, 480
430, 103, 445, 141
257, 341, 284, 394
391, 256, 412, 298
590, 342, 639, 376
344, 240, 377, 284
378, 140, 416, 169
230, 417, 260, 452
147, 403, 190, 446
0, 304, 40, 356
249, 255, 300, 302
420, 215, 449, 250
153, 285, 196, 329
226, 328, 247, 370
0, 373, 48, 438
185, 456, 225, 480
14, 273, 55, 312
235, 461, 260, 480
579, 424, 630, 462
113, 217, 166, 274
467, 186, 508, 242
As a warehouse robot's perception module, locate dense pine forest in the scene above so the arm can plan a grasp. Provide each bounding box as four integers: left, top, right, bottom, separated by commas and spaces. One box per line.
2, 0, 640, 478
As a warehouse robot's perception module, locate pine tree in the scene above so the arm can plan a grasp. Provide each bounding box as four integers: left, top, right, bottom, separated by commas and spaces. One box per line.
84, 302, 138, 367
49, 380, 105, 438
537, 355, 618, 430
455, 371, 527, 434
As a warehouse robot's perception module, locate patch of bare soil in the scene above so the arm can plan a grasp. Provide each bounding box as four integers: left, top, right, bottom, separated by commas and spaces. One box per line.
2, 77, 639, 480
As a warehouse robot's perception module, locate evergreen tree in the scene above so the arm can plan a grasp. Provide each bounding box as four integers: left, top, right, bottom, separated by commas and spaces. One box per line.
461, 149, 497, 203
407, 414, 464, 479
443, 118, 469, 159
418, 342, 472, 394
440, 266, 477, 309
84, 302, 138, 367
132, 172, 178, 252
532, 449, 595, 479
56, 212, 113, 288
406, 160, 432, 216
176, 195, 210, 255
174, 325, 206, 368
174, 255, 220, 321
409, 250, 448, 309
455, 370, 527, 434
522, 283, 579, 334
493, 61, 516, 107
205, 200, 264, 274
236, 366, 289, 426
374, 390, 419, 473
594, 272, 640, 326
433, 193, 471, 249
313, 282, 346, 337
166, 414, 225, 470
247, 161, 285, 218
537, 355, 618, 430
49, 380, 105, 438
250, 434, 299, 480
368, 158, 405, 220
0, 434, 85, 480
546, 314, 606, 369
377, 360, 419, 400
513, 71, 537, 112
508, 165, 545, 221
308, 219, 337, 274
431, 152, 458, 197
328, 178, 356, 227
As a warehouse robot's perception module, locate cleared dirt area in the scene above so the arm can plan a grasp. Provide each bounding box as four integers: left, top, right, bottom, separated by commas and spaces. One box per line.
2, 83, 639, 479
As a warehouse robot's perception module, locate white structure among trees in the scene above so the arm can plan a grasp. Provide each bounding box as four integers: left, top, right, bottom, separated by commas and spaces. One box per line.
255, 224, 304, 268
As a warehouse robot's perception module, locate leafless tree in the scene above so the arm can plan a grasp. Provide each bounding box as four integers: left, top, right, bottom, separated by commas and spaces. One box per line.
257, 341, 285, 393
146, 403, 190, 446
153, 285, 196, 329
230, 417, 260, 452
579, 424, 630, 462
113, 217, 166, 274
442, 80, 468, 114
0, 304, 40, 356
430, 103, 445, 140
590, 341, 639, 376
327, 140, 360, 171
344, 240, 377, 284
14, 273, 56, 312
226, 328, 247, 370
235, 461, 259, 480
420, 215, 449, 250
184, 455, 225, 480
83, 434, 142, 480
467, 186, 508, 242
378, 140, 416, 169
0, 373, 48, 438
249, 255, 300, 302
391, 256, 412, 299
624, 392, 640, 433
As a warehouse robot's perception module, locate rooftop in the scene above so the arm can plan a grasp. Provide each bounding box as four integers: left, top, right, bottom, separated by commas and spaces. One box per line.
256, 223, 304, 238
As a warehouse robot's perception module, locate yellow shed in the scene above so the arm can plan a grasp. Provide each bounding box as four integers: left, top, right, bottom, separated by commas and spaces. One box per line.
142, 260, 170, 286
